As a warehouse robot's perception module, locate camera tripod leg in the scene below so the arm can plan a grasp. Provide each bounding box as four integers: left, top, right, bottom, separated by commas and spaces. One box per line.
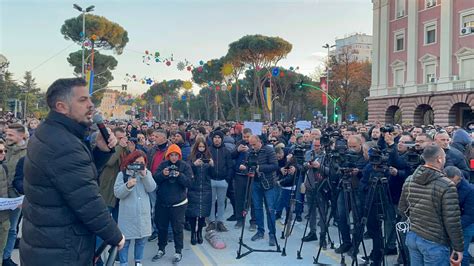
237, 175, 253, 259
296, 195, 315, 259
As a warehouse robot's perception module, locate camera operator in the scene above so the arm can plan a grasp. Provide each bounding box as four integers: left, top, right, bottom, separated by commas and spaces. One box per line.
274, 147, 297, 224
232, 128, 257, 230
358, 129, 406, 264
335, 135, 368, 254
152, 144, 192, 263
301, 138, 328, 248
239, 135, 279, 246
287, 134, 310, 222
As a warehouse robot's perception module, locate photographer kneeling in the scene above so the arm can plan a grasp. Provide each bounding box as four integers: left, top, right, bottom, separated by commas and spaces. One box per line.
114, 150, 157, 266
152, 144, 192, 263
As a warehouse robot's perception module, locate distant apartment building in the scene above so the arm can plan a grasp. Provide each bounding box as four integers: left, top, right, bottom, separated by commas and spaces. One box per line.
97, 90, 131, 120
368, 0, 474, 126
331, 33, 373, 62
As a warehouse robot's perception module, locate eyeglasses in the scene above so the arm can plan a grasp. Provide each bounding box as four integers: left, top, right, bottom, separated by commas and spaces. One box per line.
0, 150, 5, 154
270, 140, 277, 142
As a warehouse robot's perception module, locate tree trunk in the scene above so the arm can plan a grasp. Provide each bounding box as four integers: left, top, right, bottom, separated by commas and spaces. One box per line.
235, 81, 240, 121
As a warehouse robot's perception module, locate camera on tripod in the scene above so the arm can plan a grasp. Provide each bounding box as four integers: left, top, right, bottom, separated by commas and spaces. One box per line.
338, 151, 360, 178
368, 147, 389, 167
246, 151, 259, 177
292, 144, 308, 165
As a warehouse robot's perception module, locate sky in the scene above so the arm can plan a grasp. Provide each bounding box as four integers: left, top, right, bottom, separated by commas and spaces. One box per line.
0, 0, 372, 95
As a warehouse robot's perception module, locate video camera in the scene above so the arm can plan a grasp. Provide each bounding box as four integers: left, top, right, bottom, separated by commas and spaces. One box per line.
380, 125, 395, 134
404, 141, 422, 167
246, 150, 259, 177
368, 147, 389, 167
338, 150, 361, 177
291, 144, 308, 165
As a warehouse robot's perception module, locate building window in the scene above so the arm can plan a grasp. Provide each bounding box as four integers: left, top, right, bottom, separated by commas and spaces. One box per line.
396, 0, 405, 18
460, 10, 474, 36
425, 0, 436, 9
395, 68, 404, 86
425, 64, 436, 83
391, 60, 405, 87
455, 47, 474, 80
424, 22, 437, 45
394, 30, 405, 52
419, 53, 438, 84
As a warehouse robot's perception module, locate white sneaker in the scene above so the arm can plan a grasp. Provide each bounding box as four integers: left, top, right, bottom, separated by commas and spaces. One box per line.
135, 262, 143, 266
173, 253, 182, 263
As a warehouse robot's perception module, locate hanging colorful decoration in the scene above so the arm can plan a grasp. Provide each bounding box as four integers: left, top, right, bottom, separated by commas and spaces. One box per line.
177, 61, 185, 71
221, 63, 234, 76
181, 95, 187, 101
183, 81, 193, 90
154, 95, 163, 104
272, 67, 280, 77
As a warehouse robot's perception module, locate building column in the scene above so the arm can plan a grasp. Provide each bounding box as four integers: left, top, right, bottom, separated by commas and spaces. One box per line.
439, 0, 453, 83
370, 0, 381, 96
405, 0, 418, 91
378, 0, 390, 94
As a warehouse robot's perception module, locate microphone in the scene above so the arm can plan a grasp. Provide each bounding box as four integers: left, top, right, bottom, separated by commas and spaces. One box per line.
92, 114, 115, 152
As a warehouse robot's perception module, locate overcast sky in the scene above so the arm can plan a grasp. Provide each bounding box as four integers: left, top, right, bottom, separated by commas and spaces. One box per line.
1, 0, 372, 95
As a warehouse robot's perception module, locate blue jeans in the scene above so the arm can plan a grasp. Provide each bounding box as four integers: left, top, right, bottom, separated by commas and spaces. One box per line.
405, 231, 450, 266
337, 189, 362, 244
252, 181, 278, 236
3, 207, 21, 260
276, 188, 291, 215
462, 224, 474, 266
119, 237, 146, 266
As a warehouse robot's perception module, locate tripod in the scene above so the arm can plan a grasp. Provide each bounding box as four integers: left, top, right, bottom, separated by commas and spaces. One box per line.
339, 174, 368, 266
280, 169, 299, 257
351, 167, 400, 266
236, 170, 281, 259
296, 178, 336, 263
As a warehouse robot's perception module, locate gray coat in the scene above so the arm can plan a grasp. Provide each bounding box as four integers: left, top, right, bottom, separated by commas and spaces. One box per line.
114, 169, 156, 239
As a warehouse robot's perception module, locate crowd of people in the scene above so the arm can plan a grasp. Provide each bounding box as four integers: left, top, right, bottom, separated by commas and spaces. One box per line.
0, 77, 473, 265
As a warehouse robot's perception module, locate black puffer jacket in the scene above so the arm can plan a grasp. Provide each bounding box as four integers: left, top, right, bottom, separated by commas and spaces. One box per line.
398, 165, 464, 252
154, 160, 192, 207
209, 144, 233, 182
444, 147, 470, 179
20, 111, 123, 266
187, 158, 213, 218
245, 145, 278, 189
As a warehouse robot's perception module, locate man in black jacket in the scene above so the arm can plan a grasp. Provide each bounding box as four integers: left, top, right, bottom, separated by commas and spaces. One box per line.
207, 130, 233, 232
20, 78, 125, 266
435, 132, 470, 178
240, 135, 279, 246
232, 128, 257, 230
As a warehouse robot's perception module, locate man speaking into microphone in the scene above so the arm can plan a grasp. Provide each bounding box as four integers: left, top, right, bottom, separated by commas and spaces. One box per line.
20, 78, 125, 266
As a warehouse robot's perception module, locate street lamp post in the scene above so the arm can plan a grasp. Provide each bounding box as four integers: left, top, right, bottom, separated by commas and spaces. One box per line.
322, 43, 335, 124
73, 4, 95, 79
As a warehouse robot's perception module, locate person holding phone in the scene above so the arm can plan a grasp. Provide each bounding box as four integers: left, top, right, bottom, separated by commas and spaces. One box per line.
187, 137, 214, 245
114, 150, 156, 266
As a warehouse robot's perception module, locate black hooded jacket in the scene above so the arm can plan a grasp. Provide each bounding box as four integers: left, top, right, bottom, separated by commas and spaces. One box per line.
20, 111, 122, 266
